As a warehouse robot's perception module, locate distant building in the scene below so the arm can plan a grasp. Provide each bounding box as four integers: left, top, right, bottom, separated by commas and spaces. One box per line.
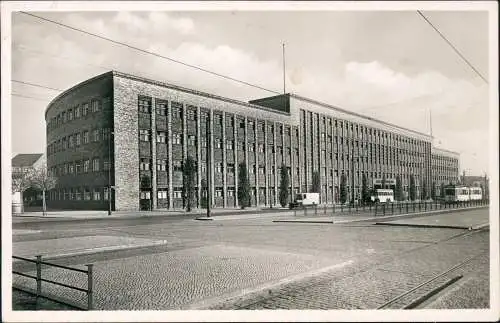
431, 147, 460, 196
44, 71, 460, 211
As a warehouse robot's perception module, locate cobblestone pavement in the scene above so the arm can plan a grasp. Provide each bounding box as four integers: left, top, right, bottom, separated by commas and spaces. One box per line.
378, 208, 489, 228
10, 208, 491, 310
13, 236, 166, 258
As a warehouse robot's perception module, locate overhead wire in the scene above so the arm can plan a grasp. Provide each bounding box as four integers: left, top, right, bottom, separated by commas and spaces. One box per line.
416, 10, 488, 84
19, 11, 281, 95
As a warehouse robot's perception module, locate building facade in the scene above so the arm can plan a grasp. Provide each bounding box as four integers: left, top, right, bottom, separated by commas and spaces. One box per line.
431, 147, 460, 196
45, 71, 459, 211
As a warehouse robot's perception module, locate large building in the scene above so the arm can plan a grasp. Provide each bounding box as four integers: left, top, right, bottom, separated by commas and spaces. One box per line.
45, 71, 459, 211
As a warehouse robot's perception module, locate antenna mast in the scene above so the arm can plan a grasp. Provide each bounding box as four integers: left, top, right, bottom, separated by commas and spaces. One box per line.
282, 42, 286, 95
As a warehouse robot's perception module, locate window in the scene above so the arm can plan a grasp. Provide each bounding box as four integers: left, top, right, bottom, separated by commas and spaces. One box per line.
173, 161, 182, 172
215, 139, 222, 149
103, 159, 110, 171
249, 165, 255, 174
157, 159, 167, 171
92, 158, 100, 172
140, 129, 150, 141
75, 188, 82, 200
227, 188, 234, 197
75, 161, 82, 173
172, 133, 182, 145
158, 190, 168, 199
227, 164, 235, 174
259, 166, 265, 174
69, 163, 74, 174
74, 106, 81, 118
215, 114, 223, 126
140, 158, 151, 171
62, 137, 68, 150
93, 129, 100, 142
172, 103, 182, 119
102, 128, 111, 141
63, 163, 68, 175
201, 162, 206, 174
140, 191, 151, 199
188, 135, 196, 146
83, 131, 89, 144
93, 189, 101, 200
68, 109, 73, 121
91, 99, 100, 113
157, 131, 167, 143
249, 143, 255, 152
83, 160, 90, 172
215, 188, 223, 197
201, 137, 207, 148
104, 187, 109, 200
226, 140, 233, 150
157, 101, 167, 116
173, 189, 182, 199
82, 103, 89, 116
215, 163, 223, 173
258, 144, 265, 153
62, 111, 67, 123
187, 109, 196, 121
138, 97, 151, 113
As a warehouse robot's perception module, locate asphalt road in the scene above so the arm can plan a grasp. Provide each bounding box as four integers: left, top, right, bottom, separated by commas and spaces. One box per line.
11, 207, 491, 311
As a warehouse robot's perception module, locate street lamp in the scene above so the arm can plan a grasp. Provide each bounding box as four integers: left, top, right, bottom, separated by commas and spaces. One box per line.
108, 130, 114, 215
206, 117, 211, 218
351, 151, 365, 206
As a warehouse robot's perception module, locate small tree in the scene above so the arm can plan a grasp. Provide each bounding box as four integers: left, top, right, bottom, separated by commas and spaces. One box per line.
200, 179, 208, 208
381, 174, 386, 189
340, 173, 347, 204
421, 180, 427, 201
279, 166, 290, 207
361, 174, 369, 205
182, 156, 196, 212
431, 182, 436, 200
409, 175, 416, 201
30, 165, 57, 216
237, 162, 250, 209
12, 168, 34, 213
440, 182, 445, 199
311, 171, 321, 193
395, 175, 404, 201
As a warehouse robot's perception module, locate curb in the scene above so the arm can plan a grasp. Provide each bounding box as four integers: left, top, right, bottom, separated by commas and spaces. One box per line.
272, 206, 488, 225
373, 222, 471, 230
14, 240, 168, 261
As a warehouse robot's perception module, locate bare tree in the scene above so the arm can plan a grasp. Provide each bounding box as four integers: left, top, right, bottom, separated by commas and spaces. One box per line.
12, 168, 34, 213
29, 165, 57, 216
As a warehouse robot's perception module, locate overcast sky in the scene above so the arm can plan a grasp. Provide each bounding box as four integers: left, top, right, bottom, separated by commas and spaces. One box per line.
7, 3, 494, 176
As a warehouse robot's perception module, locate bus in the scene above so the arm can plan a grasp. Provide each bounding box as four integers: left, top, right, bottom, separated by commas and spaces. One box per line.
469, 187, 482, 201
370, 189, 394, 203
444, 186, 470, 202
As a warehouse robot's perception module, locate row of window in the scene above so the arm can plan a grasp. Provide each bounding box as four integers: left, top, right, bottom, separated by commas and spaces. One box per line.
47, 98, 109, 131
48, 128, 112, 156
48, 187, 110, 201
49, 158, 110, 177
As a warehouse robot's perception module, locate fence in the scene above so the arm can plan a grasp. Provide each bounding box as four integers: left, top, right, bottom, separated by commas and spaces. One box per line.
293, 198, 489, 217
13, 255, 94, 310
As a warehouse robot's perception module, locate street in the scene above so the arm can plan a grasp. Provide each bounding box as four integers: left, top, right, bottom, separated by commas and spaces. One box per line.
12, 207, 490, 310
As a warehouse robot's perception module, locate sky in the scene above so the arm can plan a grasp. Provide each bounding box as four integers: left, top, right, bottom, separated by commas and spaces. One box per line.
6, 3, 495, 177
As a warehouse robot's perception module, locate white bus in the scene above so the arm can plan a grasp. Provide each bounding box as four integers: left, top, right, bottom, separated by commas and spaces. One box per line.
371, 189, 394, 203
469, 187, 482, 201
290, 192, 320, 208
444, 186, 470, 202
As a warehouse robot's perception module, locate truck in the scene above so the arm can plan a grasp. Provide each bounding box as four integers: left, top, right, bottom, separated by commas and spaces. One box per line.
289, 192, 320, 209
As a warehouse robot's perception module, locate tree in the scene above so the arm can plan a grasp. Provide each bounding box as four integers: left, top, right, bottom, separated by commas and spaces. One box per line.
431, 182, 437, 200
340, 173, 347, 204
200, 179, 208, 208
409, 175, 416, 201
12, 168, 34, 213
420, 180, 427, 201
279, 166, 290, 207
395, 175, 404, 201
361, 173, 369, 205
311, 171, 321, 194
182, 156, 196, 212
237, 162, 250, 209
381, 174, 386, 189
29, 165, 57, 217
440, 182, 445, 199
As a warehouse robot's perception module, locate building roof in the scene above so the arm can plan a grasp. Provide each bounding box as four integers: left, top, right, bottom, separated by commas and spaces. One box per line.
12, 154, 44, 167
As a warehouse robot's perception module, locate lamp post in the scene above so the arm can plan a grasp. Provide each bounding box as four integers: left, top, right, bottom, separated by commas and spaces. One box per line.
108, 130, 114, 215
206, 116, 211, 218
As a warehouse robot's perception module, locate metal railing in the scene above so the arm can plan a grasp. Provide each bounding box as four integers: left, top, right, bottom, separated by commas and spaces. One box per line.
13, 255, 94, 310
292, 198, 489, 217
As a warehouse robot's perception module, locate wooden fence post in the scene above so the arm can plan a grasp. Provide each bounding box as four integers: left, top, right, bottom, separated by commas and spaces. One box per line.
87, 264, 94, 310
36, 255, 42, 298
